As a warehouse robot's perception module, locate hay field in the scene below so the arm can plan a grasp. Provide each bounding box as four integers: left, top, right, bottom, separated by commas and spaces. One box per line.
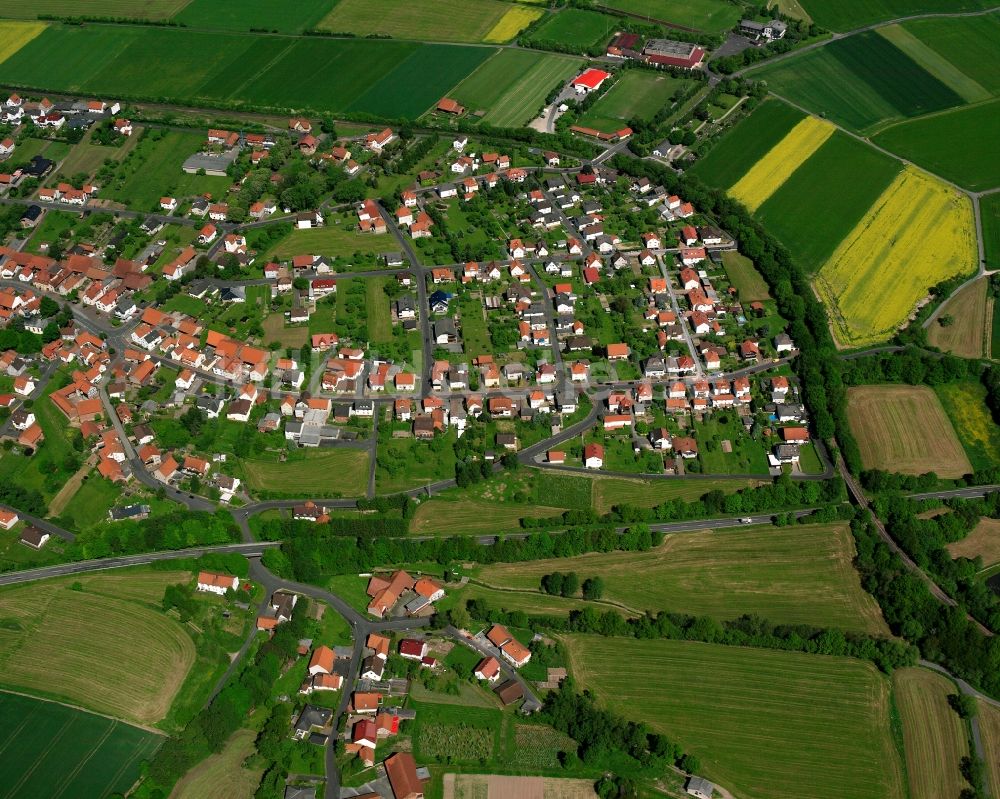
980, 699, 1000, 799
892, 667, 969, 799
410, 498, 565, 535
721, 251, 770, 302
0, 572, 195, 725
847, 385, 971, 477
947, 518, 1000, 569
564, 636, 905, 799
0, 21, 47, 64
729, 116, 835, 211
927, 278, 989, 358
317, 0, 513, 43
170, 728, 262, 799
241, 449, 369, 496
814, 167, 976, 347
484, 6, 545, 42
592, 475, 760, 514
477, 523, 887, 632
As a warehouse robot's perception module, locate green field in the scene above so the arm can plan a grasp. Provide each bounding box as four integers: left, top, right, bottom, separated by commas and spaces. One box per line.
0, 0, 188, 19
873, 100, 1000, 191
366, 277, 392, 343
409, 497, 566, 535
878, 24, 991, 103
0, 25, 494, 120
688, 99, 804, 187
721, 251, 771, 301
565, 636, 905, 799
0, 692, 162, 799
600, 0, 741, 33
451, 49, 582, 127
477, 523, 888, 632
317, 0, 513, 42
173, 0, 335, 32
983, 193, 1000, 270
242, 449, 369, 496
799, 0, 991, 33
751, 32, 965, 133
577, 70, 691, 132
266, 222, 391, 261
755, 131, 902, 271
903, 14, 1000, 96
526, 8, 617, 48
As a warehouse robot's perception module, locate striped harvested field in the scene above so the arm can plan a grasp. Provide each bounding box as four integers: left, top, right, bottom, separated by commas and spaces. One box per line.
729, 116, 835, 212
847, 385, 971, 477
927, 277, 990, 358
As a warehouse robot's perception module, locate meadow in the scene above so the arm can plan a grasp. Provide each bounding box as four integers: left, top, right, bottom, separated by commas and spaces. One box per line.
577, 71, 691, 132
0, 21, 47, 64
797, 0, 991, 34
980, 699, 1000, 798
412, 701, 502, 764
688, 99, 804, 187
755, 131, 901, 272
564, 636, 906, 799
591, 475, 760, 514
409, 497, 566, 535
892, 667, 970, 799
451, 49, 582, 127
814, 167, 976, 346
0, 571, 195, 725
873, 100, 1000, 191
935, 381, 1000, 471
171, 728, 262, 799
317, 0, 522, 43
477, 523, 887, 632
728, 116, 834, 212
241, 449, 369, 497
946, 518, 1000, 570
174, 0, 334, 32
983, 193, 1000, 270
847, 385, 972, 477
599, 0, 741, 32
926, 278, 990, 359
525, 8, 616, 48
265, 221, 391, 261
751, 32, 965, 133
1, 0, 188, 19
903, 14, 1000, 96
0, 692, 162, 799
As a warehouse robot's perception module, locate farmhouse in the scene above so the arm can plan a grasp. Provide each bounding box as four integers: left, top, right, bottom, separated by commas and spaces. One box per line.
20, 526, 49, 549
475, 656, 502, 683
196, 571, 239, 595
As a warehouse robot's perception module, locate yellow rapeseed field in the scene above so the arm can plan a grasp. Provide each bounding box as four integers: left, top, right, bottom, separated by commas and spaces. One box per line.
483, 6, 543, 42
0, 21, 47, 65
815, 167, 976, 347
729, 116, 834, 211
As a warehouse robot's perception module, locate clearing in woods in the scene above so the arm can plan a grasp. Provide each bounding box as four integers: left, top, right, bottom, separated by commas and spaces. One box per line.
946, 518, 1000, 569
927, 277, 990, 358
0, 571, 195, 726
476, 523, 888, 633
847, 385, 972, 478
892, 667, 970, 799
564, 635, 906, 799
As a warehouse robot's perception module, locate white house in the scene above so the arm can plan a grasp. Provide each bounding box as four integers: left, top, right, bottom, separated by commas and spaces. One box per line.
196, 571, 239, 595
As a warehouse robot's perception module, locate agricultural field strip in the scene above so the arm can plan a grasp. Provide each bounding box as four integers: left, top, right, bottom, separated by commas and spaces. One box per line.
0, 21, 47, 65
877, 24, 991, 102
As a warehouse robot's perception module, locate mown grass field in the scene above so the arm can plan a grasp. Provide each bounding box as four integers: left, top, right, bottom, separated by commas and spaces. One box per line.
688, 99, 804, 187
564, 636, 905, 799
318, 0, 519, 42
174, 0, 334, 32
1, 0, 187, 19
451, 49, 582, 127
526, 8, 616, 47
848, 385, 972, 477
577, 71, 691, 132
170, 728, 262, 799
0, 571, 194, 725
815, 167, 976, 346
873, 100, 1000, 192
927, 278, 990, 358
935, 381, 1000, 471
980, 699, 1000, 799
751, 32, 965, 133
754, 130, 901, 272
983, 193, 1000, 271
892, 667, 970, 799
799, 0, 991, 32
721, 251, 770, 301
0, 692, 162, 799
265, 222, 391, 261
727, 116, 833, 212
241, 449, 369, 496
409, 498, 566, 535
591, 475, 761, 514
946, 518, 1000, 569
600, 0, 740, 32
0, 21, 47, 64
477, 523, 887, 632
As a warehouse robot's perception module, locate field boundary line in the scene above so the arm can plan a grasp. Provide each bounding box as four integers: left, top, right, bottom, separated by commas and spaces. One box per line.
0, 688, 167, 736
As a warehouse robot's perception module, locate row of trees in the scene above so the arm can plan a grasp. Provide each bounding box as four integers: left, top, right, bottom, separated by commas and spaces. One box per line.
541, 572, 604, 600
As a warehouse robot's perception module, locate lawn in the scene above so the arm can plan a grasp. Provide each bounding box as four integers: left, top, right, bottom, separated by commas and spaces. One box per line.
477, 523, 887, 632
591, 475, 761, 514
450, 49, 582, 127
564, 636, 905, 799
317, 0, 515, 43
721, 251, 770, 302
0, 692, 162, 799
947, 518, 1000, 569
935, 381, 1000, 471
57, 472, 122, 531
814, 167, 976, 346
873, 100, 1000, 192
892, 667, 970, 799
367, 277, 392, 344
458, 292, 490, 355
750, 32, 965, 134
847, 385, 972, 478
173, 0, 334, 33
983, 192, 1000, 271
0, 571, 195, 725
265, 223, 391, 262
241, 449, 369, 497
600, 0, 741, 33
1, 0, 188, 18
800, 0, 991, 34
688, 98, 804, 188
171, 728, 263, 799
926, 277, 990, 358
754, 130, 902, 273
526, 8, 617, 48
577, 71, 691, 132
